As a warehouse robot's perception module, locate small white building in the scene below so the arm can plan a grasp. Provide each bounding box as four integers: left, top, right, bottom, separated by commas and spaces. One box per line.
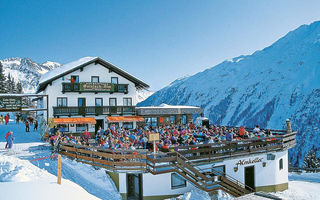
36, 57, 149, 134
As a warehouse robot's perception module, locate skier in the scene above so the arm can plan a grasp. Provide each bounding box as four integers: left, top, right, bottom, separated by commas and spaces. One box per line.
4, 114, 9, 125
25, 121, 30, 132
5, 131, 14, 149
34, 120, 38, 131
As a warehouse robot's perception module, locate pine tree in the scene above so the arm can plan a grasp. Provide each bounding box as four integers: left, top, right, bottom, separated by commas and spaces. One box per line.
16, 82, 23, 94
303, 148, 320, 169
6, 73, 14, 93
0, 62, 6, 93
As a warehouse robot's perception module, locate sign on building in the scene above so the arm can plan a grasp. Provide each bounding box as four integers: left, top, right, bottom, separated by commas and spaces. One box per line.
80, 83, 113, 92
0, 97, 22, 111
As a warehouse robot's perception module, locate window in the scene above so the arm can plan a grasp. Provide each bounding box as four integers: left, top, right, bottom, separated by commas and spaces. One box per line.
78, 98, 86, 107
71, 75, 79, 83
279, 158, 283, 170
111, 77, 118, 84
123, 122, 133, 129
212, 165, 225, 176
109, 98, 117, 106
57, 97, 67, 107
95, 98, 103, 106
109, 123, 119, 129
91, 76, 99, 83
118, 84, 127, 93
152, 117, 157, 127
57, 124, 69, 132
76, 124, 88, 132
170, 116, 175, 124
123, 98, 132, 106
171, 173, 186, 189
182, 115, 187, 124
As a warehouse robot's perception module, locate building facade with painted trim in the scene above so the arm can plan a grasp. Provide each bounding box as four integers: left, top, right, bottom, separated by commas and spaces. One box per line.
36, 57, 149, 134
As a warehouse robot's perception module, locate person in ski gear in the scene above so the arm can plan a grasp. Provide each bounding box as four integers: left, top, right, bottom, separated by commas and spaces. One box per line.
25, 121, 30, 132
4, 114, 9, 125
34, 120, 38, 131
6, 131, 14, 149
0, 115, 3, 125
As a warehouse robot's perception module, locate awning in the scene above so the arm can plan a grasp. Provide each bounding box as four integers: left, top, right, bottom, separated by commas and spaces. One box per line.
53, 117, 96, 125
106, 116, 145, 123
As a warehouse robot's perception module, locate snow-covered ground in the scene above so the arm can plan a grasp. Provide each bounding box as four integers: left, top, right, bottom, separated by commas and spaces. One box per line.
0, 114, 121, 200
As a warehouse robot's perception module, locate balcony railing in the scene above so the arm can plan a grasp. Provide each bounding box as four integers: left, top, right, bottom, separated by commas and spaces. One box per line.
62, 82, 128, 94
53, 106, 135, 116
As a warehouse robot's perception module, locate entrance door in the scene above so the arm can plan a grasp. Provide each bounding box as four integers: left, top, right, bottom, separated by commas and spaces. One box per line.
244, 166, 255, 190
95, 119, 104, 134
78, 98, 86, 116
127, 174, 143, 200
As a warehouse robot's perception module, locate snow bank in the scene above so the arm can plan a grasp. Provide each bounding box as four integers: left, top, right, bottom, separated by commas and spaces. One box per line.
0, 155, 100, 200
275, 181, 320, 200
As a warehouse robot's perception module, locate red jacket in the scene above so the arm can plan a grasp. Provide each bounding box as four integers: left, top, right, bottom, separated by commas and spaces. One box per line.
239, 127, 245, 136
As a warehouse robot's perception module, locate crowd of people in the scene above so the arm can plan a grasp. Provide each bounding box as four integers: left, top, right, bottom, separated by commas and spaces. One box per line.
49, 123, 278, 152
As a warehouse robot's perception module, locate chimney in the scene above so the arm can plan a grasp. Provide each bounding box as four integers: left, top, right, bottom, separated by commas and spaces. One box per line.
286, 119, 292, 133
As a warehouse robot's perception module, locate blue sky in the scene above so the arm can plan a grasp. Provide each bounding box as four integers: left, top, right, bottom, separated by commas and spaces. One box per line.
1, 0, 320, 91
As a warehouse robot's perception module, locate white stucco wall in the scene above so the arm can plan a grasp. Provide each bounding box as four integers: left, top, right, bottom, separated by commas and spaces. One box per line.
198, 150, 288, 188
41, 62, 137, 127
117, 150, 289, 198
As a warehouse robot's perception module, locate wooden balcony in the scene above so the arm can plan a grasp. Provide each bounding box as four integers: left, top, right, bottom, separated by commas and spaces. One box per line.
53, 106, 136, 116
62, 82, 128, 94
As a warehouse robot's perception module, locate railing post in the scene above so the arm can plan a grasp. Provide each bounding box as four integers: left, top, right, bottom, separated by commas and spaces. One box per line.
286, 119, 292, 133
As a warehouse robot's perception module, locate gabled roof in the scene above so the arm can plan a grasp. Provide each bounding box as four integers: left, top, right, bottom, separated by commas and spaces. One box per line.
36, 57, 149, 93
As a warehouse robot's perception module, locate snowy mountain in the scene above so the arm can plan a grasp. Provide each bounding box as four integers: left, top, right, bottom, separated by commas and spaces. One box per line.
0, 57, 61, 93
136, 89, 154, 103
139, 20, 320, 166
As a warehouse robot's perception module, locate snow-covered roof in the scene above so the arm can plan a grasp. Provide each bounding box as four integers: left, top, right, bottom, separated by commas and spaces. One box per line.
137, 103, 201, 109
39, 57, 97, 84
136, 104, 202, 115
36, 57, 149, 93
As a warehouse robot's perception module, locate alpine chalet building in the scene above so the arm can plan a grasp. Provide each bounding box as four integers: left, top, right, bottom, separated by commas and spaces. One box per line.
36, 57, 149, 134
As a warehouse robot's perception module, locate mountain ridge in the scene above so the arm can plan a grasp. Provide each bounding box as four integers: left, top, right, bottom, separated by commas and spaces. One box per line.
139, 20, 320, 166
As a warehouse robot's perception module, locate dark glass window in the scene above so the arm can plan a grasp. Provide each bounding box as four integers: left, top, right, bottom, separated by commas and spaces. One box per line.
111, 77, 118, 84
170, 116, 175, 124
123, 98, 132, 106
78, 98, 86, 107
171, 173, 186, 189
95, 98, 103, 106
279, 158, 283, 170
182, 115, 187, 124
91, 76, 99, 83
57, 124, 69, 132
76, 124, 88, 132
123, 122, 133, 129
71, 75, 79, 83
57, 97, 67, 107
109, 98, 117, 106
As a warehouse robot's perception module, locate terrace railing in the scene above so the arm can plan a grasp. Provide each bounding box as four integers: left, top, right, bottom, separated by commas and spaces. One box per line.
62, 82, 128, 94
53, 106, 136, 116
58, 131, 296, 197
